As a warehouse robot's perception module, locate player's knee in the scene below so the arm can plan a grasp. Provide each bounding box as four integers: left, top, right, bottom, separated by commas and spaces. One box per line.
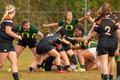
97, 62, 101, 67
55, 53, 60, 58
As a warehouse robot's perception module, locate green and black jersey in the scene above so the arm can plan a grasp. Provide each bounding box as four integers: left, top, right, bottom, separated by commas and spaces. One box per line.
15, 25, 39, 40
58, 18, 78, 37
79, 40, 97, 49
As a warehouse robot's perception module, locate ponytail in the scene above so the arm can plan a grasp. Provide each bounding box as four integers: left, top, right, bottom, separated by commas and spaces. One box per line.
95, 12, 105, 24
95, 3, 111, 25
0, 10, 8, 23
0, 5, 15, 23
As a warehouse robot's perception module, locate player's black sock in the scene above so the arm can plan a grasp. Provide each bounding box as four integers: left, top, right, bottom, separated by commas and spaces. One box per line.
117, 61, 120, 76
41, 60, 45, 67
109, 75, 113, 80
103, 74, 109, 80
57, 65, 62, 71
37, 60, 45, 69
101, 74, 104, 79
12, 72, 19, 80
64, 65, 70, 69
29, 67, 35, 72
37, 64, 42, 69
80, 64, 85, 69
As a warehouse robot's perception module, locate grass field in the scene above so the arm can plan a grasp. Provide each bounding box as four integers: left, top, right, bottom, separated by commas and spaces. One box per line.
0, 47, 116, 80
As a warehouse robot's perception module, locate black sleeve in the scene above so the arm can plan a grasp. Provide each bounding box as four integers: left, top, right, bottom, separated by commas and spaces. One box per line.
93, 25, 100, 33
1, 20, 14, 31
57, 28, 66, 37
55, 38, 62, 44
4, 21, 13, 28
73, 18, 79, 24
56, 46, 65, 52
114, 24, 120, 31
58, 20, 64, 26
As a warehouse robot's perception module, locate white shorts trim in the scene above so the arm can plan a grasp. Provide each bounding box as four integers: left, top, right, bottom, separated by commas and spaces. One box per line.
88, 47, 97, 59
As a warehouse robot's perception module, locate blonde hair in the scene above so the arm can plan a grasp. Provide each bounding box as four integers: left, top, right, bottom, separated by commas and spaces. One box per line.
95, 3, 111, 23
0, 5, 15, 23
97, 3, 111, 16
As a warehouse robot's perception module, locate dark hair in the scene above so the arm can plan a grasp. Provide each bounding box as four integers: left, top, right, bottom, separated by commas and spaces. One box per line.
75, 26, 84, 36
21, 18, 29, 25
95, 3, 111, 24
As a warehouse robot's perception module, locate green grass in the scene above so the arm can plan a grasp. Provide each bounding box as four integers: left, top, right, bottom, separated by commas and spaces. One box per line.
0, 47, 102, 80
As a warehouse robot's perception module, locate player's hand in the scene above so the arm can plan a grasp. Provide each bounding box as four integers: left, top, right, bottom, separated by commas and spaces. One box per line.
84, 40, 88, 46
18, 36, 22, 40
67, 37, 76, 40
83, 36, 89, 45
43, 24, 47, 27
62, 35, 67, 39
86, 10, 91, 16
115, 49, 120, 56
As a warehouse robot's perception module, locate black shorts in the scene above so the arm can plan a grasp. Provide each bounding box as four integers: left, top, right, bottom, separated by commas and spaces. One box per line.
18, 39, 37, 48
0, 39, 15, 52
56, 46, 65, 52
44, 56, 55, 71
36, 40, 54, 55
97, 38, 117, 57
62, 42, 71, 52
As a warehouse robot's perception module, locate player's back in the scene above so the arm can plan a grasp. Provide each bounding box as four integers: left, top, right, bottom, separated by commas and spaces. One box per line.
98, 18, 117, 39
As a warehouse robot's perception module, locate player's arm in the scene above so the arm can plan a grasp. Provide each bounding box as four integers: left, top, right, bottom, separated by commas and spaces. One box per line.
86, 10, 95, 23
116, 23, 120, 40
5, 26, 22, 40
87, 31, 97, 39
78, 16, 86, 22
84, 31, 97, 45
84, 23, 98, 45
87, 15, 95, 23
88, 23, 96, 38
37, 31, 44, 39
116, 29, 120, 40
67, 37, 85, 42
61, 38, 71, 45
43, 23, 59, 27
115, 44, 120, 56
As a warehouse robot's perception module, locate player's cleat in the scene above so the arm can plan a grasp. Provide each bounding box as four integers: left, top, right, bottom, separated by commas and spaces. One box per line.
28, 67, 35, 72
70, 64, 76, 71
73, 68, 79, 72
78, 68, 86, 72
41, 68, 45, 72
36, 67, 45, 72
40, 67, 45, 72
7, 67, 12, 72
66, 68, 72, 72
74, 68, 86, 72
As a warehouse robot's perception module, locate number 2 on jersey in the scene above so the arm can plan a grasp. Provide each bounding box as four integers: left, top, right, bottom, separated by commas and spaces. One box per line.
105, 26, 111, 35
